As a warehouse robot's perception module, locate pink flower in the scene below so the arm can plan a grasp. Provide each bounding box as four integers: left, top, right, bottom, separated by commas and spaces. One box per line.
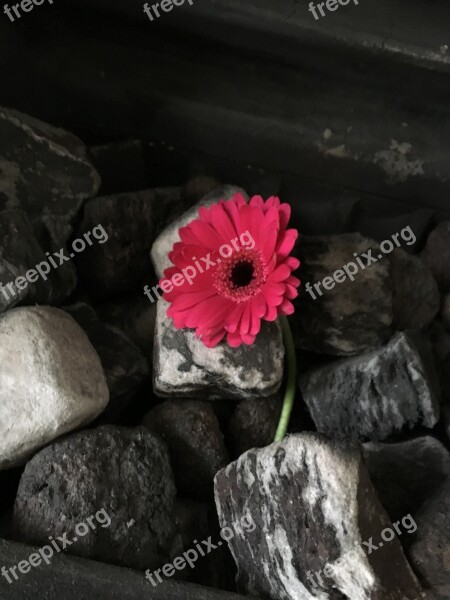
161, 193, 300, 348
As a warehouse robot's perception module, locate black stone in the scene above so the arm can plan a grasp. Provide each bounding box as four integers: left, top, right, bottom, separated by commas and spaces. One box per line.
407, 479, 450, 599
363, 436, 450, 525
64, 302, 149, 422
143, 400, 229, 500
292, 233, 393, 356
422, 222, 450, 292
89, 140, 148, 195
12, 426, 176, 571
0, 538, 247, 600
300, 332, 441, 441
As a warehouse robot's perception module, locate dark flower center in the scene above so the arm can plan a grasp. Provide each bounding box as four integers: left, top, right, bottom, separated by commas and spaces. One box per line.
231, 260, 255, 288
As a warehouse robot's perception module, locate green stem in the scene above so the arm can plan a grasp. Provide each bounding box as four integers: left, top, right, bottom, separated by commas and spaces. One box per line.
274, 315, 297, 442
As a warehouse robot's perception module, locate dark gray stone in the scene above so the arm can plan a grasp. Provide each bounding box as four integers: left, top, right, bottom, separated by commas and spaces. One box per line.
407, 479, 450, 600
228, 394, 282, 458
292, 233, 393, 356
391, 248, 440, 330
64, 303, 149, 422
0, 538, 247, 600
214, 433, 423, 600
143, 400, 229, 500
422, 222, 450, 292
97, 294, 156, 361
0, 209, 76, 308
12, 426, 176, 571
0, 257, 26, 312
363, 436, 450, 524
153, 298, 284, 400
300, 332, 441, 441
183, 176, 221, 204
0, 107, 100, 224
441, 294, 450, 330
75, 187, 183, 296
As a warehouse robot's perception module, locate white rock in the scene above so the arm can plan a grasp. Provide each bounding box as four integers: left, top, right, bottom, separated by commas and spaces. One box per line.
0, 306, 109, 469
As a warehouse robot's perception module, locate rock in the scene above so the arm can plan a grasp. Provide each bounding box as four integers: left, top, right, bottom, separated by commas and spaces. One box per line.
391, 248, 440, 330
97, 294, 156, 360
0, 306, 109, 469
151, 185, 247, 278
174, 499, 236, 589
300, 331, 441, 441
363, 436, 450, 524
0, 538, 248, 600
75, 187, 183, 297
443, 405, 450, 444
407, 479, 450, 599
0, 107, 100, 225
287, 194, 358, 235
292, 233, 393, 356
12, 426, 177, 571
0, 257, 26, 312
214, 433, 423, 600
143, 400, 229, 500
89, 139, 148, 194
354, 207, 433, 253
64, 303, 149, 421
153, 298, 284, 400
228, 394, 282, 458
0, 209, 76, 307
422, 222, 450, 291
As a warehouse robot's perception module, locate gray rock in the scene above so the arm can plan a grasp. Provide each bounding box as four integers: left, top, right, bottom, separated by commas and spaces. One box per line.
153, 298, 284, 400
228, 394, 283, 458
12, 426, 177, 571
422, 222, 450, 291
151, 185, 247, 278
300, 331, 441, 441
363, 436, 450, 524
75, 187, 183, 297
0, 209, 76, 308
0, 306, 109, 469
214, 433, 423, 600
64, 303, 149, 422
0, 538, 248, 600
292, 233, 393, 356
0, 107, 100, 225
97, 294, 156, 361
407, 479, 450, 599
143, 400, 229, 500
391, 248, 440, 330
0, 257, 26, 312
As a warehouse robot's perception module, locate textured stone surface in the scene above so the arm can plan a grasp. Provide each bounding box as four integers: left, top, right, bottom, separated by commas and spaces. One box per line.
75, 187, 183, 296
64, 302, 149, 421
300, 332, 441, 441
143, 400, 229, 500
0, 306, 109, 469
0, 538, 247, 600
153, 298, 284, 400
407, 479, 450, 599
363, 436, 450, 523
0, 256, 26, 313
214, 433, 423, 600
0, 209, 76, 307
228, 394, 282, 458
151, 185, 247, 278
12, 426, 176, 571
292, 233, 393, 356
0, 106, 100, 224
422, 222, 450, 291
390, 248, 440, 330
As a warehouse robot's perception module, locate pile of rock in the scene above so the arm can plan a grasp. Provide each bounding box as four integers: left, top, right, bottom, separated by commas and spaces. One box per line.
0, 106, 449, 600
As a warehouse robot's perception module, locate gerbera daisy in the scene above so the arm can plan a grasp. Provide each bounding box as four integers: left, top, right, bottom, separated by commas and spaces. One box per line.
160, 193, 300, 348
